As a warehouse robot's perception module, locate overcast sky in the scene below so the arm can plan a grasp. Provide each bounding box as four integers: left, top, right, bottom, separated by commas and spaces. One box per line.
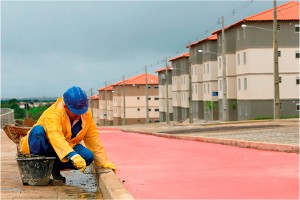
1, 0, 288, 99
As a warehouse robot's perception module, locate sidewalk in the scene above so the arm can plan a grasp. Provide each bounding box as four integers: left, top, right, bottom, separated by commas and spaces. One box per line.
117, 118, 299, 153
1, 131, 104, 199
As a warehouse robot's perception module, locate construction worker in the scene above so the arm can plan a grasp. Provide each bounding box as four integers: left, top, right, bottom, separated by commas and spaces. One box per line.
19, 86, 116, 183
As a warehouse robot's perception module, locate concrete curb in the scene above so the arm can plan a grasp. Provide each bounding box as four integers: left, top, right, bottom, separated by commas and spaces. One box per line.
123, 130, 299, 154
91, 164, 135, 200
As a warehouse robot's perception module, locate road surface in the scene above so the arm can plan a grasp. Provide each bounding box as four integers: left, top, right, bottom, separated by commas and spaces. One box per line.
100, 128, 299, 199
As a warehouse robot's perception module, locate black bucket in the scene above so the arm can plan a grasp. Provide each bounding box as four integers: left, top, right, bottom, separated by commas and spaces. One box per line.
16, 156, 56, 186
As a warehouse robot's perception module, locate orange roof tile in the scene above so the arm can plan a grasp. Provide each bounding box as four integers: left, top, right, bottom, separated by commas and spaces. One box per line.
188, 34, 218, 48
245, 1, 299, 21
169, 52, 189, 62
212, 1, 299, 34
91, 94, 99, 100
114, 73, 158, 86
155, 66, 172, 73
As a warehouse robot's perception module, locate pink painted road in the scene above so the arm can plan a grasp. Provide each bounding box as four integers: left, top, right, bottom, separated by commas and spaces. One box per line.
99, 128, 299, 199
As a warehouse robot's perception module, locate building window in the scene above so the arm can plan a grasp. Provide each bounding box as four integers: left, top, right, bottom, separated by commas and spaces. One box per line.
148, 97, 151, 100
207, 84, 210, 93
154, 85, 159, 89
296, 51, 299, 58
204, 64, 206, 73
155, 109, 159, 112
296, 77, 300, 84
243, 52, 246, 64
154, 97, 159, 100
195, 85, 198, 93
278, 51, 281, 57
280, 103, 283, 110
277, 24, 281, 31
238, 78, 241, 90
295, 24, 299, 33
243, 28, 246, 39
219, 58, 222, 69
137, 108, 140, 111
279, 77, 282, 83
148, 108, 151, 111
237, 29, 240, 40
219, 36, 222, 46
237, 53, 240, 65
137, 86, 140, 89
137, 97, 140, 100
297, 104, 300, 111
204, 84, 206, 93
207, 64, 209, 73
147, 85, 151, 89
219, 80, 222, 91
244, 78, 247, 90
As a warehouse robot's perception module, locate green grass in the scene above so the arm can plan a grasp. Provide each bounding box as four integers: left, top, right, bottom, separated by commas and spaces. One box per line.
27, 106, 49, 120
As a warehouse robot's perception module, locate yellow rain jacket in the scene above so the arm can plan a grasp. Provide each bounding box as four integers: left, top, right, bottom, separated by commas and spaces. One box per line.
20, 97, 109, 167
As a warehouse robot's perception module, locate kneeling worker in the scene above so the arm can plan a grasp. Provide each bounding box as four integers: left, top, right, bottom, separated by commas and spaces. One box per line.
20, 86, 116, 183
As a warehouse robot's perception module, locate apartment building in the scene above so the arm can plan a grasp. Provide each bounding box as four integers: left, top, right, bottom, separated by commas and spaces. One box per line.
169, 52, 190, 122
96, 74, 160, 125
90, 94, 100, 124
189, 34, 219, 121
157, 1, 299, 122
98, 85, 114, 126
155, 66, 173, 122
111, 73, 159, 125
213, 1, 299, 120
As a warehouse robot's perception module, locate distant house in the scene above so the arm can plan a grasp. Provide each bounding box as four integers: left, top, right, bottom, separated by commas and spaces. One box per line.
96, 73, 159, 126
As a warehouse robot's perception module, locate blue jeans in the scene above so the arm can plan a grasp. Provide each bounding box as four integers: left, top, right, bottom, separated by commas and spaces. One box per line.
28, 125, 94, 171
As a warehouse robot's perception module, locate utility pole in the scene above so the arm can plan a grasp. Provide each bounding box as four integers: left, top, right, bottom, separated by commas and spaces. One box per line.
145, 65, 150, 124
122, 75, 126, 125
165, 57, 170, 124
273, 0, 280, 119
221, 16, 228, 121
188, 41, 193, 124
90, 88, 93, 117
104, 81, 108, 125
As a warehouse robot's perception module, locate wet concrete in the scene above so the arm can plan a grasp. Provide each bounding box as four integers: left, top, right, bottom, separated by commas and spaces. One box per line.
1, 130, 103, 199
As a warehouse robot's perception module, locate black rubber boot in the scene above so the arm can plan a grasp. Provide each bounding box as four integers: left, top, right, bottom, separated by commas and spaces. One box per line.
50, 168, 66, 185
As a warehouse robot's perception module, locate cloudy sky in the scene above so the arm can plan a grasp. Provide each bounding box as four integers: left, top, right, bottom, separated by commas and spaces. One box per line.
1, 0, 288, 99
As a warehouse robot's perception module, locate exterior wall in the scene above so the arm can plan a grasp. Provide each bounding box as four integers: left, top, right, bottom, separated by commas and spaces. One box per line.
236, 21, 299, 51
112, 84, 159, 125
235, 19, 300, 120
157, 70, 173, 122
171, 57, 190, 122
91, 99, 99, 125
192, 101, 204, 119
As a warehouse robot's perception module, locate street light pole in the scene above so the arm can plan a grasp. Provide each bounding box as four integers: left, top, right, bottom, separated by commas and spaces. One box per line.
188, 42, 193, 124
122, 75, 126, 125
145, 65, 150, 124
273, 0, 280, 119
165, 57, 170, 124
221, 16, 228, 121
104, 81, 108, 126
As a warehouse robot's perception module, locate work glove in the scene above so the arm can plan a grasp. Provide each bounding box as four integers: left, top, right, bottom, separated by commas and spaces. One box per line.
102, 162, 117, 173
71, 154, 86, 172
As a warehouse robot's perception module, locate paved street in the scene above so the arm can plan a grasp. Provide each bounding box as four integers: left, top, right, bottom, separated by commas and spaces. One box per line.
100, 119, 299, 199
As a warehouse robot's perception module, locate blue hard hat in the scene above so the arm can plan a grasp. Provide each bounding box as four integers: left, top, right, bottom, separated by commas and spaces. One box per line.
63, 86, 88, 115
